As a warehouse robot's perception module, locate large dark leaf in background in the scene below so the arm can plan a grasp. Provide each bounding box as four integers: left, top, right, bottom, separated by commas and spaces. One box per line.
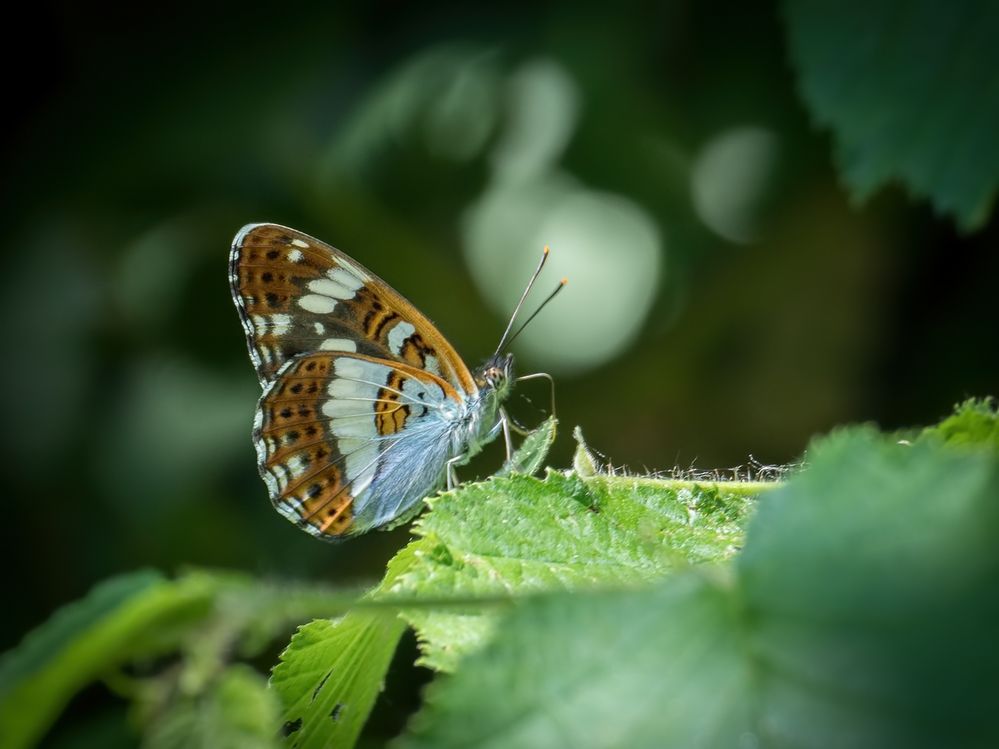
785, 0, 999, 229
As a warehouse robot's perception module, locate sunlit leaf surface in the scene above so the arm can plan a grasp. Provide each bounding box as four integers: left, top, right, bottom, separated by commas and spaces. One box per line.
270, 613, 406, 749
383, 468, 760, 671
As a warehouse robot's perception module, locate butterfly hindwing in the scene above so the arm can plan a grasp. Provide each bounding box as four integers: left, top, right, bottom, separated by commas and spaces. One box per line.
229, 223, 477, 396
254, 351, 462, 539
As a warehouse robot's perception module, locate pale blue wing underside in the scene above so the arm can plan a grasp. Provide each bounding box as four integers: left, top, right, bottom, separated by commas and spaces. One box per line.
255, 351, 472, 539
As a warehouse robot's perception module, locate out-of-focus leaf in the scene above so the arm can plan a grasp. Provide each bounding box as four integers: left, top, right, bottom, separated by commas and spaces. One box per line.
784, 0, 999, 229
0, 571, 220, 749
397, 430, 999, 749
321, 45, 501, 180
144, 665, 281, 749
399, 576, 746, 749
0, 568, 356, 749
740, 429, 999, 747
269, 613, 406, 749
230, 581, 369, 660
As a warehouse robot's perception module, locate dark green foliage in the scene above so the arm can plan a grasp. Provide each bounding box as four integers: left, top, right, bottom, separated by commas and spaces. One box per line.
0, 571, 213, 749
145, 666, 281, 749
784, 0, 999, 229
0, 573, 359, 749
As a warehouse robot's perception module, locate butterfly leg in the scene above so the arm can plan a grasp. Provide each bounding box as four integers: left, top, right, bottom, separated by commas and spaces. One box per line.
446, 455, 463, 491
500, 408, 514, 462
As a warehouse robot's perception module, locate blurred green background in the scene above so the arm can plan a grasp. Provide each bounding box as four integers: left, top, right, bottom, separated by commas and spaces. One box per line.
3, 0, 996, 722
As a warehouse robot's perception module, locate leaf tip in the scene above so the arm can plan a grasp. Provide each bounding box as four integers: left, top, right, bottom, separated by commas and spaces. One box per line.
572, 426, 601, 477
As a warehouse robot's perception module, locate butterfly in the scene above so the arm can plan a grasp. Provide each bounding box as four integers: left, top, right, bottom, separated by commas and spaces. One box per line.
229, 223, 563, 540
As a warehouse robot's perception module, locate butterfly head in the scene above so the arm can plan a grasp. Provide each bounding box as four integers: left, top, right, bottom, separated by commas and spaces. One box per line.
476, 353, 515, 397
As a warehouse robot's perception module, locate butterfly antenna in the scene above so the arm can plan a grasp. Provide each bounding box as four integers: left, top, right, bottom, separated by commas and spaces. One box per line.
500, 277, 568, 353
494, 246, 551, 357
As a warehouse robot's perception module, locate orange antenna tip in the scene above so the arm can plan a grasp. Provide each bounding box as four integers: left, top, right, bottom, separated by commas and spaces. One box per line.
543, 245, 550, 255
560, 277, 568, 285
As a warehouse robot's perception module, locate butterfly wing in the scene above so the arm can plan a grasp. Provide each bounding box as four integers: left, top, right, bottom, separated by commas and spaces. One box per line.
254, 351, 465, 539
229, 223, 477, 395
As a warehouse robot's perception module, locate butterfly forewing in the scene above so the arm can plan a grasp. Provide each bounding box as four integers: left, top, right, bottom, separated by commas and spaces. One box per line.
255, 352, 462, 538
229, 223, 477, 394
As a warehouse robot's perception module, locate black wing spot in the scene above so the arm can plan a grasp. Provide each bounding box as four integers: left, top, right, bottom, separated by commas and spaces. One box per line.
282, 718, 302, 736
373, 311, 400, 338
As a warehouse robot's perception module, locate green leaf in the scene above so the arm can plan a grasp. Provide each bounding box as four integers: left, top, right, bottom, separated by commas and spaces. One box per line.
571, 426, 600, 478
382, 470, 761, 671
397, 430, 999, 748
145, 665, 282, 749
917, 397, 999, 452
400, 576, 747, 749
269, 612, 406, 749
738, 429, 999, 747
784, 0, 999, 230
0, 570, 221, 749
0, 568, 355, 749
496, 416, 558, 477
0, 571, 160, 693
